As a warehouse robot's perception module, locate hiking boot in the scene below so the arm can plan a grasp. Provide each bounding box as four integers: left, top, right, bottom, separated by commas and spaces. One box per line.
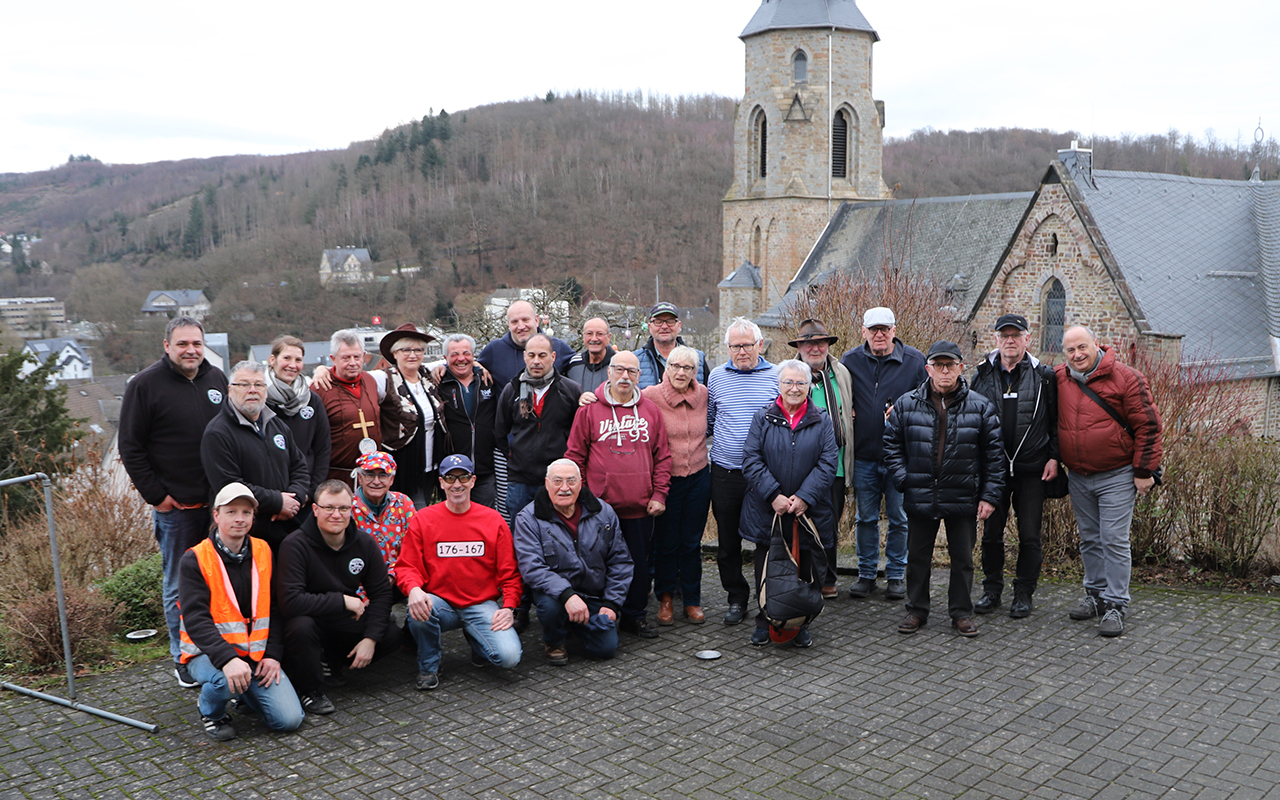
1068, 594, 1103, 620
848, 577, 876, 599
544, 643, 569, 666
974, 593, 1001, 614
201, 714, 236, 741
1009, 592, 1033, 619
300, 690, 336, 714
415, 672, 440, 690
1098, 605, 1125, 637
174, 662, 198, 689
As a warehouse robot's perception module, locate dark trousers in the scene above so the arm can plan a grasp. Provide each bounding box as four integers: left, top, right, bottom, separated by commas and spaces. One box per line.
905, 515, 977, 622
711, 464, 751, 607
283, 614, 402, 694
980, 471, 1046, 599
653, 466, 711, 606
619, 516, 655, 622
823, 477, 847, 587
752, 538, 815, 629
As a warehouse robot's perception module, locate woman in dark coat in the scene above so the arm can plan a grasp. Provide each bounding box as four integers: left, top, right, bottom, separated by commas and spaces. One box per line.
265, 335, 331, 524
740, 359, 838, 649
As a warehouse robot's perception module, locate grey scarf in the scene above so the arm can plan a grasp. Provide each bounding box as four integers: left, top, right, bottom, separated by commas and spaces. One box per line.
518, 370, 555, 418
266, 370, 310, 416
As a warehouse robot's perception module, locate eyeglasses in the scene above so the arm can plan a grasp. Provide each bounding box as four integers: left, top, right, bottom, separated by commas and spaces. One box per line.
230, 382, 268, 390
396, 347, 426, 356
548, 476, 580, 487
727, 343, 757, 352
440, 473, 474, 485
650, 318, 678, 328
667, 364, 695, 373
780, 380, 809, 388
927, 361, 962, 372
609, 366, 640, 376
996, 332, 1026, 340
316, 504, 353, 515
360, 471, 391, 481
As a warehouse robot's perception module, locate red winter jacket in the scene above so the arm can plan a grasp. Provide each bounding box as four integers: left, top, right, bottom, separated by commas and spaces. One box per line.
564, 384, 672, 519
1055, 346, 1162, 477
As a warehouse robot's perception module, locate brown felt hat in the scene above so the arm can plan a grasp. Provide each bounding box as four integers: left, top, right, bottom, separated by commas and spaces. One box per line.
787, 318, 839, 348
379, 323, 435, 363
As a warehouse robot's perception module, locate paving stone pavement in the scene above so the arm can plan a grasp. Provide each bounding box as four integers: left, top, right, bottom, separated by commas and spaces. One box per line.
3, 571, 1280, 800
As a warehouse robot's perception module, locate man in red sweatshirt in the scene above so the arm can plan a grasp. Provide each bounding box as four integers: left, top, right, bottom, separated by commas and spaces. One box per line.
565, 349, 672, 639
397, 455, 523, 690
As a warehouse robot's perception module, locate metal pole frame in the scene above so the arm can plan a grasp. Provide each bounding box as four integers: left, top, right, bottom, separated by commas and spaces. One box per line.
0, 472, 158, 732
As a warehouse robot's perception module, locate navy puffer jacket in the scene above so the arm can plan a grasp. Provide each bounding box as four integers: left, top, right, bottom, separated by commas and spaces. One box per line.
883, 378, 1005, 519
739, 401, 839, 549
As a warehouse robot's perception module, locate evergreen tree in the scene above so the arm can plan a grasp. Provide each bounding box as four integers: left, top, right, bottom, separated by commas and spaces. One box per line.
0, 350, 84, 526
182, 197, 204, 258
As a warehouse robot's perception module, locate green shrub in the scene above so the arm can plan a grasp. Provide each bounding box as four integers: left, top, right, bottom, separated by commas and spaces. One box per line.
98, 551, 164, 631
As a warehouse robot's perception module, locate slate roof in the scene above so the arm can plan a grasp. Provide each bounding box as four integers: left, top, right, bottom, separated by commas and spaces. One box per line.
719, 262, 762, 289
141, 290, 207, 313
23, 337, 89, 365
740, 0, 879, 40
1059, 152, 1280, 377
322, 248, 372, 266
757, 192, 1033, 328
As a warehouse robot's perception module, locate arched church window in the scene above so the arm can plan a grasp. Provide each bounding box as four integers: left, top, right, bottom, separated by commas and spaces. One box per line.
793, 51, 807, 83
1042, 278, 1066, 353
832, 109, 850, 178
752, 225, 763, 266
752, 109, 768, 179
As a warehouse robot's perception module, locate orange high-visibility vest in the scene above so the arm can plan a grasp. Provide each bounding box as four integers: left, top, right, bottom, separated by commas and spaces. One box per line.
178, 537, 271, 664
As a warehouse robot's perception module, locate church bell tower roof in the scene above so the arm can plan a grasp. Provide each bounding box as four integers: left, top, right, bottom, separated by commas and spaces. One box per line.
739, 0, 879, 41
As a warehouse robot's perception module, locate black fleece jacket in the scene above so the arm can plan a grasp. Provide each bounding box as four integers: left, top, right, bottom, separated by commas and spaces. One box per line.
277, 516, 393, 644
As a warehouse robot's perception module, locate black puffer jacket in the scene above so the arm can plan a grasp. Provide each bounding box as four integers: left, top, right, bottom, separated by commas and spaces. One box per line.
739, 401, 839, 549
883, 378, 1005, 519
969, 352, 1058, 478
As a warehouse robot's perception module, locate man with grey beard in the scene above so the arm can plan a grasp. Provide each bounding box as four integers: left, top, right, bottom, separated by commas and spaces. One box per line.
202, 360, 311, 552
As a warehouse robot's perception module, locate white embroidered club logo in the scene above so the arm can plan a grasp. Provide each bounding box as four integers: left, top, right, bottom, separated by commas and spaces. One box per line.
300, 406, 314, 420
208, 389, 223, 404
273, 435, 287, 450
348, 558, 365, 575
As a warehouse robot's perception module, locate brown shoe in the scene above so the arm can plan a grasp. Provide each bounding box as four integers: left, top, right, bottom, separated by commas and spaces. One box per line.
821, 585, 838, 600
952, 617, 980, 637
897, 613, 926, 634
544, 643, 568, 666
683, 605, 705, 624
656, 594, 674, 626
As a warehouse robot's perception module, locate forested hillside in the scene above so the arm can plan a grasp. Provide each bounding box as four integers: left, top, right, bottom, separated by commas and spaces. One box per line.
1, 89, 1275, 372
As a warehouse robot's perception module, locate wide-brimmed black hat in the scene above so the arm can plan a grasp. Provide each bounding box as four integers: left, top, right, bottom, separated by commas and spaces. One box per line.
788, 318, 839, 348
379, 323, 436, 363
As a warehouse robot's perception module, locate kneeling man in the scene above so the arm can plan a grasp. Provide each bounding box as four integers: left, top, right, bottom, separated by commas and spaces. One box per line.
178, 483, 303, 741
513, 459, 633, 665
398, 455, 523, 691
279, 479, 401, 715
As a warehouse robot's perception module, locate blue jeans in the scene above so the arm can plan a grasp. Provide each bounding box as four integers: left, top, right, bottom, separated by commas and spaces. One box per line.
653, 467, 710, 606
505, 482, 540, 519
531, 591, 618, 659
853, 460, 907, 580
407, 597, 522, 675
155, 507, 211, 662
186, 654, 304, 731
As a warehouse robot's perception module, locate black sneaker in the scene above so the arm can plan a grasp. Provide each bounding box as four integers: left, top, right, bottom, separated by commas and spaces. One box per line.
884, 579, 906, 600
415, 672, 440, 690
791, 629, 813, 648
300, 690, 336, 715
321, 659, 347, 688
174, 662, 199, 689
750, 627, 770, 646
201, 714, 236, 741
1098, 605, 1125, 637
974, 593, 1001, 614
620, 617, 660, 639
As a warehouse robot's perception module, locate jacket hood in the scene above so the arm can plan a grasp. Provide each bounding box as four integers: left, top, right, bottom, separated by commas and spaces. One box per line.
533, 485, 603, 521
724, 355, 774, 374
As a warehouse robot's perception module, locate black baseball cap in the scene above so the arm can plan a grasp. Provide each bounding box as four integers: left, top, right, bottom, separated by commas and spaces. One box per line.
926, 340, 963, 362
993, 313, 1029, 332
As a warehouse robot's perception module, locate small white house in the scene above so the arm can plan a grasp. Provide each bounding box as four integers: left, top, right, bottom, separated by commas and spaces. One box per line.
21, 338, 93, 384
141, 290, 211, 320
319, 248, 375, 287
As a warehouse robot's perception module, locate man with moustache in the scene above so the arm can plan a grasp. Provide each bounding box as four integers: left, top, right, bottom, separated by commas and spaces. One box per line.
562, 317, 616, 390
436, 333, 498, 508
636, 302, 709, 389
119, 315, 228, 688
565, 349, 672, 639
398, 455, 523, 690
201, 361, 310, 552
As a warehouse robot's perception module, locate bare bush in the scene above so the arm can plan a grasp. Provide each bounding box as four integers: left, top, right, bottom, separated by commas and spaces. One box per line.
1, 584, 122, 670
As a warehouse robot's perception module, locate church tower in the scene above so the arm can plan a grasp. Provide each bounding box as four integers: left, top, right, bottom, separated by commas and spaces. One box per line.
720, 0, 890, 320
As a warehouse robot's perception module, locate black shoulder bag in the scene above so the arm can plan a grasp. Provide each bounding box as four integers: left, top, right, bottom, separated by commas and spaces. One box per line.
1074, 380, 1163, 486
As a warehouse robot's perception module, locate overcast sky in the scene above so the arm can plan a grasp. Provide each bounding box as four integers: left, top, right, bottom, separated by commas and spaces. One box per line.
4, 0, 1276, 174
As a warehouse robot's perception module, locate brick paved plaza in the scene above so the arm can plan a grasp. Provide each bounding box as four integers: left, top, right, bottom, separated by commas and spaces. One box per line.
3, 571, 1280, 799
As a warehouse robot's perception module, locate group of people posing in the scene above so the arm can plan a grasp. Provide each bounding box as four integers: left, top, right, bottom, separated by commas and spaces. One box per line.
117, 298, 1162, 741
